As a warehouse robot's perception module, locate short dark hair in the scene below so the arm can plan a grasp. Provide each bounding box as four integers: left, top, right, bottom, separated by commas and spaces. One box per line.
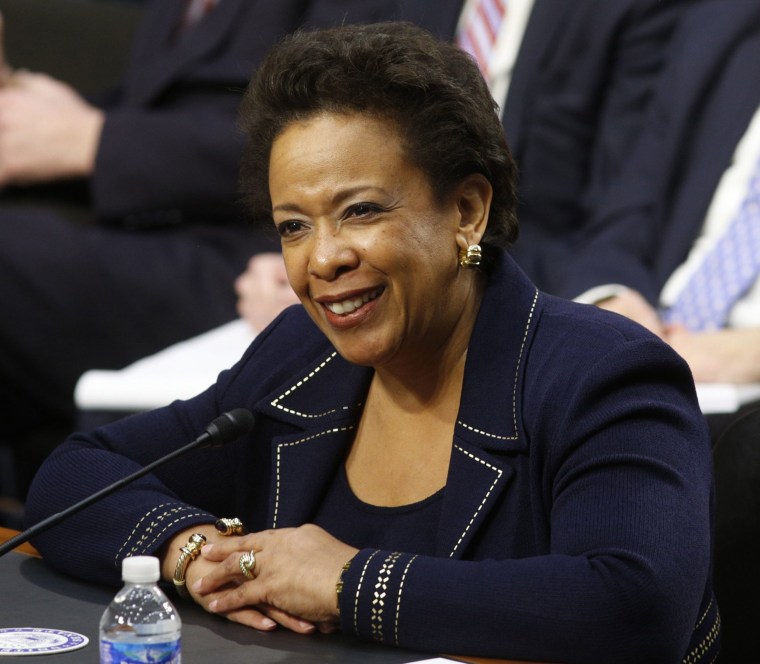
239, 21, 519, 250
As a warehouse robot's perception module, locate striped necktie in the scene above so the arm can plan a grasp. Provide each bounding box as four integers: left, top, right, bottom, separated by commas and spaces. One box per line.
456, 0, 507, 78
662, 155, 760, 331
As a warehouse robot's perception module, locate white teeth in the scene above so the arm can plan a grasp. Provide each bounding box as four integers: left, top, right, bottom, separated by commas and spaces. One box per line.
325, 289, 380, 315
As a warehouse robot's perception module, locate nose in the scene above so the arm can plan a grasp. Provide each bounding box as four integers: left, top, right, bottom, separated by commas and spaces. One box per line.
308, 226, 359, 280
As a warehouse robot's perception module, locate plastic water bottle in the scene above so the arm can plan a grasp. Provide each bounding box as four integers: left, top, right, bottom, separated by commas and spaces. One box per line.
99, 555, 182, 663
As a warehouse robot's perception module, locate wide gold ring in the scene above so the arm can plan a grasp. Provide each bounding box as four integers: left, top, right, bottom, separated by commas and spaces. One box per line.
239, 550, 257, 579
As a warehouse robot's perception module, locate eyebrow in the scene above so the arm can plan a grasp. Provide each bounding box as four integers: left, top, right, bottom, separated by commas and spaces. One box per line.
272, 185, 387, 214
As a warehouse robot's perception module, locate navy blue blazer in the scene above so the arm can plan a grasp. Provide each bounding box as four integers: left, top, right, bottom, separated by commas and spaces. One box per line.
549, 0, 760, 304
26, 253, 718, 663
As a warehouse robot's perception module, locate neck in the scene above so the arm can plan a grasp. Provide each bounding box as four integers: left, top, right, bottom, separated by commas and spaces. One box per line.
373, 271, 484, 414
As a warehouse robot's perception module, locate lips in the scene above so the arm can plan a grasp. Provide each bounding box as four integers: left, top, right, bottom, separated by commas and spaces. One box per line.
322, 287, 383, 316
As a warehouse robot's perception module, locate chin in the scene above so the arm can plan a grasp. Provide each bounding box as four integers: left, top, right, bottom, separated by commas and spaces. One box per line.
332, 338, 395, 368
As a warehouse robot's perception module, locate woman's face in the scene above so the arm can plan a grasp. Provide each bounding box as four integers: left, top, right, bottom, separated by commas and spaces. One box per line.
269, 112, 486, 371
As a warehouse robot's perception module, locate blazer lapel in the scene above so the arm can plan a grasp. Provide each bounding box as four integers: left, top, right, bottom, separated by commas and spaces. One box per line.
254, 349, 373, 528
436, 255, 541, 558
436, 441, 514, 558
266, 425, 356, 528
502, 0, 565, 153
126, 0, 248, 106
120, 0, 184, 100
252, 255, 540, 552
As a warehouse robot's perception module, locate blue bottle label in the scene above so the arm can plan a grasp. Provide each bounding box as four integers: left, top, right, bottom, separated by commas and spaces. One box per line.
100, 639, 181, 663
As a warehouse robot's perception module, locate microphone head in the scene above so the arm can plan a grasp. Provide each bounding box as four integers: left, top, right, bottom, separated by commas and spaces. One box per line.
202, 408, 254, 447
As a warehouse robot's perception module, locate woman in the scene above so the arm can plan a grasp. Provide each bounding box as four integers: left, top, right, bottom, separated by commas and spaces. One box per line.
25, 22, 719, 663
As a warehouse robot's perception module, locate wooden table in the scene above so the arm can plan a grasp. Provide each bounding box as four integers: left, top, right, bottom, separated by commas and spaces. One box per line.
0, 525, 39, 556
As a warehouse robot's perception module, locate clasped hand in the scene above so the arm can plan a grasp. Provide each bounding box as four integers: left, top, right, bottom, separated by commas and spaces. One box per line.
188, 524, 358, 635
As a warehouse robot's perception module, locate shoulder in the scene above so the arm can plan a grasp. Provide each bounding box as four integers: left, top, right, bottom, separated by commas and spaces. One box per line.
523, 292, 703, 438
526, 291, 699, 406
213, 305, 334, 405
537, 291, 657, 346
529, 292, 688, 381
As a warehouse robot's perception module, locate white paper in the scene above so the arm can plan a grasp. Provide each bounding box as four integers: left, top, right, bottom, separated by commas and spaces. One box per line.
74, 319, 255, 411
75, 319, 760, 417
695, 382, 760, 414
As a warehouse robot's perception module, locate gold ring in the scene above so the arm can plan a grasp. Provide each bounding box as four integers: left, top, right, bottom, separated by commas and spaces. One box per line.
215, 517, 247, 536
239, 550, 257, 579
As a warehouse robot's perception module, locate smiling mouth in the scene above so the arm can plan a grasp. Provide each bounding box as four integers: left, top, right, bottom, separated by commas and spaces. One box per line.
323, 288, 383, 315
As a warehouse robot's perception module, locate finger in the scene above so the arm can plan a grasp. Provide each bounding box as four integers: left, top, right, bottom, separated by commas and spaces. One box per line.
233, 272, 247, 297
206, 579, 267, 616
259, 606, 317, 634
194, 550, 252, 594
201, 538, 251, 562
664, 322, 687, 334
202, 529, 280, 560
209, 589, 317, 634
317, 621, 339, 634
221, 606, 278, 631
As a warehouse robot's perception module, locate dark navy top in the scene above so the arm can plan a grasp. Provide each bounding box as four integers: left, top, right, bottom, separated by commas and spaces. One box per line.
313, 465, 443, 556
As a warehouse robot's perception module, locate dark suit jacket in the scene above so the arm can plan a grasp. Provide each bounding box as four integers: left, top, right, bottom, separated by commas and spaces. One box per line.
26, 252, 717, 663
303, 0, 695, 289
0, 0, 310, 434
505, 0, 696, 286
92, 0, 311, 225
551, 0, 760, 304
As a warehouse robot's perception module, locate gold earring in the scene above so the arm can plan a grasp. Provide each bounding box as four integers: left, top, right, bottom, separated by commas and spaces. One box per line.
458, 244, 482, 268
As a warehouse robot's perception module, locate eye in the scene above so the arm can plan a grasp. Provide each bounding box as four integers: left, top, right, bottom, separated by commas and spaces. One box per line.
345, 202, 383, 219
276, 220, 307, 237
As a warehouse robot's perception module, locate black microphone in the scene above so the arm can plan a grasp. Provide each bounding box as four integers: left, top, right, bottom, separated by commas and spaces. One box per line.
0, 409, 254, 557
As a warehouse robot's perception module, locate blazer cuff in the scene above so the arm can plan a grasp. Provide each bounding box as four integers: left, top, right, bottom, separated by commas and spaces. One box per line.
116, 502, 216, 562
338, 548, 419, 646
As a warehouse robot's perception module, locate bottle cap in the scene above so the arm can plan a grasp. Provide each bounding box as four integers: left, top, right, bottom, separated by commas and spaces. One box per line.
122, 556, 161, 583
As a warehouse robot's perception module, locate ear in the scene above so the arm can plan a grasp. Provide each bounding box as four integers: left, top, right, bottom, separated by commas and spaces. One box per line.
454, 173, 492, 251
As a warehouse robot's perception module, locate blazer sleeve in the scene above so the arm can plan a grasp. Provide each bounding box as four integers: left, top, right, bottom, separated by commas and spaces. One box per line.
22, 310, 298, 586
91, 98, 246, 225
338, 334, 713, 664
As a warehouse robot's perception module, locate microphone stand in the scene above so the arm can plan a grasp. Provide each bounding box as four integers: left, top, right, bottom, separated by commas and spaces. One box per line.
0, 409, 253, 557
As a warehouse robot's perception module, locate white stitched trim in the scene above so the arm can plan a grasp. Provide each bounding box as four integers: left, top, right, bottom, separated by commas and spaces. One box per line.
371, 552, 402, 642
681, 608, 721, 664
394, 554, 418, 646
449, 445, 503, 557
693, 597, 713, 631
133, 510, 209, 557
115, 504, 207, 565
354, 550, 381, 634
115, 503, 174, 563
272, 426, 355, 528
457, 288, 538, 441
270, 352, 362, 418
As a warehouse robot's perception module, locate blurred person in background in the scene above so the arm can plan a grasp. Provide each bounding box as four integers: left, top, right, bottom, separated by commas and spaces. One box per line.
0, 0, 342, 518
546, 0, 760, 437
